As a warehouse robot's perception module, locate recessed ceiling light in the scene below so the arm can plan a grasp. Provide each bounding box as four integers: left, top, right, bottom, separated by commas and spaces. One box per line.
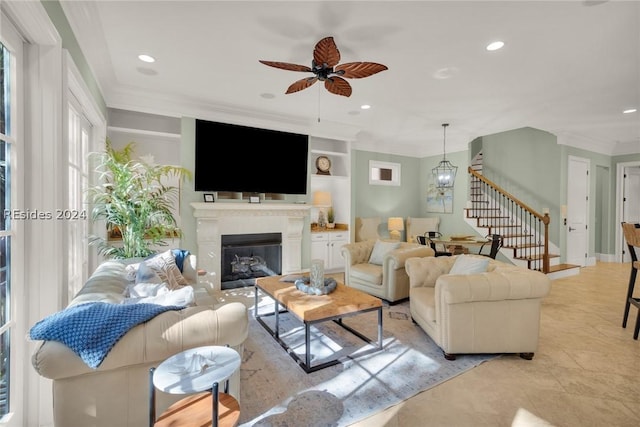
361, 105, 371, 110
486, 41, 505, 51
433, 67, 459, 80
136, 67, 157, 76
138, 54, 155, 63
623, 108, 637, 114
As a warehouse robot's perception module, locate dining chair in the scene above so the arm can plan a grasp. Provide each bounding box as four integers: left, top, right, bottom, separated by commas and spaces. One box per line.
621, 222, 640, 339
478, 234, 503, 259
417, 232, 452, 257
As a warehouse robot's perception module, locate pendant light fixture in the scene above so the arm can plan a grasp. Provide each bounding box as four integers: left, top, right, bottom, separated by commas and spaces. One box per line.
432, 123, 457, 190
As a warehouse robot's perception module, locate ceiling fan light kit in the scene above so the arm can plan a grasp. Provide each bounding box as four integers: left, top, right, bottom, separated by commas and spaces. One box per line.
259, 36, 388, 97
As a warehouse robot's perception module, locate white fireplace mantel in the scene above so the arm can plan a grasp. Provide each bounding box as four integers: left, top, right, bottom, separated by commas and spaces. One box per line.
191, 202, 310, 290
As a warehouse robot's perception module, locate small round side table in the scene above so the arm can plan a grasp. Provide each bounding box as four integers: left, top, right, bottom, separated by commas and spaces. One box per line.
150, 346, 241, 427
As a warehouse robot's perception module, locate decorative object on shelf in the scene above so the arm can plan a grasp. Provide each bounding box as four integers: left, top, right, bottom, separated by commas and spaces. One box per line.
249, 195, 260, 203
387, 217, 404, 240
326, 207, 335, 229
432, 123, 457, 191
310, 259, 325, 289
203, 193, 214, 203
295, 276, 338, 295
259, 36, 388, 98
312, 191, 332, 228
315, 155, 332, 175
87, 139, 192, 259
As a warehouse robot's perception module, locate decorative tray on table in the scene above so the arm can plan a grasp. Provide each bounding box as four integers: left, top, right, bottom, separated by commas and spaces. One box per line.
294, 277, 338, 295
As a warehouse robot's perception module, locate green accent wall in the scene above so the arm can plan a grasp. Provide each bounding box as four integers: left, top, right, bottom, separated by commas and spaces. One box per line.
353, 127, 638, 261
351, 149, 475, 241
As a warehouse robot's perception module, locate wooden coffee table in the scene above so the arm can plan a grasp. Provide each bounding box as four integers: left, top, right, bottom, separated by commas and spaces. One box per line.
254, 275, 383, 373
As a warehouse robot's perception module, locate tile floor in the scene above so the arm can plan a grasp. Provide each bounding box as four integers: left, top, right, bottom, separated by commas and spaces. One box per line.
348, 262, 640, 427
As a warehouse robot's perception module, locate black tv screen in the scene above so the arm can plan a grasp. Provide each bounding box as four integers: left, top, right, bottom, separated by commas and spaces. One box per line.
194, 119, 309, 194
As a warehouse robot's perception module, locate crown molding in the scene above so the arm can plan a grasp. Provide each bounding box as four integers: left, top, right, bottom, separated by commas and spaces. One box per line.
2, 0, 59, 45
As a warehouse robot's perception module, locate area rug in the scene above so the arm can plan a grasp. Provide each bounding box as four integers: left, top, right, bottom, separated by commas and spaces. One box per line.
221, 287, 498, 427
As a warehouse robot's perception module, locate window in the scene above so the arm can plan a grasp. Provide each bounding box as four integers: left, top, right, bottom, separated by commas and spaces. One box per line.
0, 31, 15, 422
67, 101, 90, 298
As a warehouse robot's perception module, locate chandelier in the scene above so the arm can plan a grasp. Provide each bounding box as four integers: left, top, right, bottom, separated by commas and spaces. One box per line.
431, 123, 457, 190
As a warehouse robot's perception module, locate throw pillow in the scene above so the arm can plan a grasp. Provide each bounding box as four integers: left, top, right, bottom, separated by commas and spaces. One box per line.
449, 254, 489, 275
144, 250, 189, 290
368, 240, 401, 265
171, 249, 191, 272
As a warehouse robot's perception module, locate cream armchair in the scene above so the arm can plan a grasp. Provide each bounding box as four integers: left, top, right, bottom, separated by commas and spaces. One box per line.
405, 255, 551, 360
355, 216, 381, 242
341, 240, 434, 303
406, 216, 440, 243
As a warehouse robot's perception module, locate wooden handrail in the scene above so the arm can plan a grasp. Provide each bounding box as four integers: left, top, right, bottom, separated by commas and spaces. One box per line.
468, 167, 550, 225
468, 166, 550, 273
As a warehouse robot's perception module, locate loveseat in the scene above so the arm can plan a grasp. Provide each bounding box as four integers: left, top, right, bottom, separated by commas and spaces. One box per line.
341, 239, 434, 303
30, 251, 249, 427
405, 254, 551, 360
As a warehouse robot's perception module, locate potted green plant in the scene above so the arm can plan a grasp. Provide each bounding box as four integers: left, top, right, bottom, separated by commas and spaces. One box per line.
87, 139, 192, 259
327, 207, 335, 229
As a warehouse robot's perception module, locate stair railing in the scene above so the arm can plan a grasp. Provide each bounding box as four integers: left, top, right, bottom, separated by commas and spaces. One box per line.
468, 167, 551, 273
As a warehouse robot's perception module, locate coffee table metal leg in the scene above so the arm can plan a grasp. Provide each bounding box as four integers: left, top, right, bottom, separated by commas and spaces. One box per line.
254, 285, 258, 318
305, 322, 311, 368
274, 299, 280, 339
377, 307, 383, 349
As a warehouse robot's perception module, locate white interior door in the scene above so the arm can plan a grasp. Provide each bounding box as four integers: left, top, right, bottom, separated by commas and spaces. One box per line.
622, 166, 640, 262
567, 156, 590, 266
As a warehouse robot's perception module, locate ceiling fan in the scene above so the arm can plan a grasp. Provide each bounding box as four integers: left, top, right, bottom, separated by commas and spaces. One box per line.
259, 36, 388, 97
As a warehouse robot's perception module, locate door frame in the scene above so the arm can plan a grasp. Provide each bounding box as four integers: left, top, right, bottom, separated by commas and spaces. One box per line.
566, 155, 590, 267
616, 161, 640, 262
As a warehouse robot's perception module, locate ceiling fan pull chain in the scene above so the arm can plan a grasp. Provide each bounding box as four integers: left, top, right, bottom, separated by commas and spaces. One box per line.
317, 87, 321, 123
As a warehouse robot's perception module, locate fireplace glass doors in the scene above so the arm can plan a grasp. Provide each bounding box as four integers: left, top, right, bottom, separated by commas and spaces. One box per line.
221, 233, 282, 289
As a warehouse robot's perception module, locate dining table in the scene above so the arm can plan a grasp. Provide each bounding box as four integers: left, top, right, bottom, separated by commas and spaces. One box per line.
430, 235, 489, 255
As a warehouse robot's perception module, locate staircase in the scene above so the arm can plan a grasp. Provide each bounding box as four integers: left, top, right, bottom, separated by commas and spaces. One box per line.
465, 153, 579, 279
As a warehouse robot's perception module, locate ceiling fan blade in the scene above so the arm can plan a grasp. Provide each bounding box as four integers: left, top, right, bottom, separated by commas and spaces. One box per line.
259, 60, 312, 72
313, 37, 341, 68
335, 62, 388, 79
324, 76, 352, 97
285, 77, 318, 94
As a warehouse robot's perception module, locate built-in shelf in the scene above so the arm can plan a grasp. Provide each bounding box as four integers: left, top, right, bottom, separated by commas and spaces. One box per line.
215, 192, 285, 201
308, 136, 351, 251
310, 148, 348, 157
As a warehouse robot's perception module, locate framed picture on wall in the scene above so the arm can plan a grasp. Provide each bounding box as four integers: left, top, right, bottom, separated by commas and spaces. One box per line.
426, 183, 453, 213
369, 160, 401, 186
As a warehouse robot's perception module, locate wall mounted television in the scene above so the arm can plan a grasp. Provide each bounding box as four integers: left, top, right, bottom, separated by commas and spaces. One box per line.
194, 119, 309, 195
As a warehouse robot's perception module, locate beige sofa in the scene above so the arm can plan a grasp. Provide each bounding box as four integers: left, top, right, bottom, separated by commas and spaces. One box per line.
405, 255, 551, 360
341, 240, 434, 303
30, 253, 249, 427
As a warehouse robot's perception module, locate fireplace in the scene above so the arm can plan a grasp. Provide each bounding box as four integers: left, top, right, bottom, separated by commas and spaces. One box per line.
191, 202, 310, 291
221, 232, 282, 289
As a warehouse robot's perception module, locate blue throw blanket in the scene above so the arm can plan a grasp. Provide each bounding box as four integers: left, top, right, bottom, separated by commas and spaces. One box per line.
29, 302, 185, 369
